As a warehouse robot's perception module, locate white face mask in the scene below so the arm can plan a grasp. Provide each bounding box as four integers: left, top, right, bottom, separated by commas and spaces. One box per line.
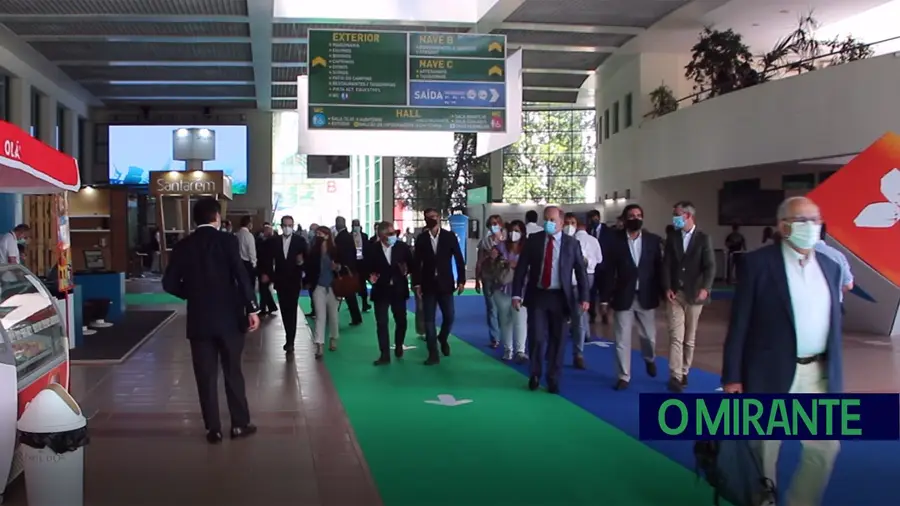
510, 231, 522, 243
787, 222, 821, 250
564, 225, 576, 236
282, 225, 294, 235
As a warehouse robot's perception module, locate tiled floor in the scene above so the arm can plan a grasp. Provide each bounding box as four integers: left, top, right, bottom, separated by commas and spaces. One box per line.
4, 278, 898, 505
4, 300, 382, 506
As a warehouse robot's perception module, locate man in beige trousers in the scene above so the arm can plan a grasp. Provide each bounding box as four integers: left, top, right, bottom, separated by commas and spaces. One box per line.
661, 201, 715, 392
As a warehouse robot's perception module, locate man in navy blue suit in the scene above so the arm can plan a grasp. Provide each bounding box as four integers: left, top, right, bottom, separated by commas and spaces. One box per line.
512, 206, 589, 394
722, 196, 843, 506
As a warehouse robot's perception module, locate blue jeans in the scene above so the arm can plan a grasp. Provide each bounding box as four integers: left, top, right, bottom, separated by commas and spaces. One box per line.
483, 282, 500, 343
570, 274, 594, 356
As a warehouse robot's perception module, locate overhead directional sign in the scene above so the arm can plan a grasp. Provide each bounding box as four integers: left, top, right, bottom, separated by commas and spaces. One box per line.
307, 29, 507, 133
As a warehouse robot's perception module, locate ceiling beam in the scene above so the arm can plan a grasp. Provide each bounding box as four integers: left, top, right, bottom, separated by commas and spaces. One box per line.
55, 60, 255, 67
497, 23, 644, 35
523, 68, 593, 75
18, 35, 314, 44
471, 0, 526, 33
98, 96, 252, 101
272, 18, 473, 29
0, 14, 247, 23
247, 0, 274, 110
524, 86, 586, 93
513, 43, 617, 53
80, 80, 255, 85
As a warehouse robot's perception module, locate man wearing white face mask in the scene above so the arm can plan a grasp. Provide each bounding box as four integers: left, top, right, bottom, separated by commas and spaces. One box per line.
563, 213, 602, 369
475, 214, 504, 348
722, 196, 844, 506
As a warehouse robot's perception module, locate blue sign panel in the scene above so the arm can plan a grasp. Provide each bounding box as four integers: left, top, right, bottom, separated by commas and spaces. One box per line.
409, 81, 505, 108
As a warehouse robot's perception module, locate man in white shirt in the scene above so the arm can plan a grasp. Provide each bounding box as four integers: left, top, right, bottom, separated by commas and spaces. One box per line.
564, 213, 602, 369
236, 216, 257, 285
524, 210, 542, 237
0, 224, 29, 265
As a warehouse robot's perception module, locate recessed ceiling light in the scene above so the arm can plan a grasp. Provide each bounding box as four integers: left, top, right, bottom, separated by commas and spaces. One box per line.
752, 23, 760, 26
779, 9, 790, 14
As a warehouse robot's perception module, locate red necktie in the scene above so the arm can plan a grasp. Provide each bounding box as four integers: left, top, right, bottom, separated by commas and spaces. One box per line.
541, 236, 555, 288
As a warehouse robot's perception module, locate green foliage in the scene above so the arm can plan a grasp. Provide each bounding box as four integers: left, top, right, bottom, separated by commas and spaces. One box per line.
502, 109, 596, 204
647, 84, 679, 118
685, 28, 762, 103
395, 133, 489, 216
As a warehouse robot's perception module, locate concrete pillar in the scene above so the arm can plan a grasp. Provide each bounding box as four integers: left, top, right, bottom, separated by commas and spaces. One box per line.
62, 108, 78, 158
1, 77, 31, 229
38, 94, 57, 148
489, 149, 503, 202
381, 157, 395, 224
81, 119, 95, 185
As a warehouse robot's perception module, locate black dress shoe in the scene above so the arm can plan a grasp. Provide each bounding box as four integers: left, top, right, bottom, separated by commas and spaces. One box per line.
231, 424, 257, 440
614, 379, 629, 391
646, 361, 658, 378
206, 431, 223, 444
424, 355, 440, 366
528, 376, 540, 391
350, 320, 363, 326
547, 381, 560, 394
440, 341, 451, 357
373, 356, 390, 366
682, 375, 689, 387
283, 343, 295, 353
394, 345, 404, 358
667, 378, 684, 393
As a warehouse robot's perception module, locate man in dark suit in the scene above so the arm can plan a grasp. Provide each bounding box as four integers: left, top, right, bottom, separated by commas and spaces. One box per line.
363, 221, 417, 366
162, 198, 259, 444
601, 203, 663, 391
259, 215, 308, 353
351, 219, 372, 312
722, 196, 843, 506
661, 200, 715, 392
333, 216, 364, 325
255, 222, 278, 315
512, 206, 589, 394
587, 209, 613, 324
411, 208, 465, 366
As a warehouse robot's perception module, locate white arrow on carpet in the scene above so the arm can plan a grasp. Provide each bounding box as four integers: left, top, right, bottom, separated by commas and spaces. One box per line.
490, 88, 500, 103
715, 387, 723, 392
862, 340, 892, 347
425, 394, 473, 407
390, 344, 417, 350
585, 341, 612, 348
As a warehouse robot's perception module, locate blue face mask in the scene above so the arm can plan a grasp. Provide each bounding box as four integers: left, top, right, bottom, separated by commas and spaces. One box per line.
672, 215, 686, 230
386, 236, 398, 247
490, 225, 501, 235
544, 221, 557, 234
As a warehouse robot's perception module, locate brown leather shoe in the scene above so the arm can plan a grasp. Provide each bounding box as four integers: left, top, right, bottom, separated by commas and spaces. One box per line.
574, 354, 586, 370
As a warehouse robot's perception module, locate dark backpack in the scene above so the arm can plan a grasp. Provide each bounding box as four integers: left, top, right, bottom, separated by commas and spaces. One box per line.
694, 439, 776, 506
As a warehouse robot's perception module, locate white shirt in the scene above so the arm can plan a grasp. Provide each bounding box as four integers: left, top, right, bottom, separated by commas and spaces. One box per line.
573, 230, 602, 280
782, 244, 831, 358
282, 234, 293, 259
627, 231, 642, 289
382, 243, 392, 264
681, 225, 695, 252
525, 222, 542, 237
236, 227, 257, 267
0, 232, 19, 265
429, 230, 440, 253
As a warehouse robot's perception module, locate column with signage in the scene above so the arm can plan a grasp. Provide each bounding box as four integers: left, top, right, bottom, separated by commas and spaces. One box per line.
307, 30, 507, 133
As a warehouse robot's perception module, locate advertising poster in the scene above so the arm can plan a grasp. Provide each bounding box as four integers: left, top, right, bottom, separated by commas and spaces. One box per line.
54, 193, 73, 292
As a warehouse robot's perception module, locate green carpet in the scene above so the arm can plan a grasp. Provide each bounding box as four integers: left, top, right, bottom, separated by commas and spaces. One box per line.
323, 316, 717, 506
125, 292, 183, 305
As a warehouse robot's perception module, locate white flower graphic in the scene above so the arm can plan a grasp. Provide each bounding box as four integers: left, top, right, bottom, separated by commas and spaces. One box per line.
854, 169, 900, 228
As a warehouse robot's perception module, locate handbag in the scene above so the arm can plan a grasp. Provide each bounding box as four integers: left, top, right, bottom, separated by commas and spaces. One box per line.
332, 267, 359, 299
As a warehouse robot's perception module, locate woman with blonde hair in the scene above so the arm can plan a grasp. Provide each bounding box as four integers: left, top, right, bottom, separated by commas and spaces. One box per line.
488, 220, 529, 363
305, 227, 341, 358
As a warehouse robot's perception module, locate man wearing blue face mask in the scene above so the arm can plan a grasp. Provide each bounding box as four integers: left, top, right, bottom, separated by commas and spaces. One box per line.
661, 201, 715, 392
511, 206, 589, 394
0, 224, 29, 265
722, 196, 843, 506
475, 214, 504, 348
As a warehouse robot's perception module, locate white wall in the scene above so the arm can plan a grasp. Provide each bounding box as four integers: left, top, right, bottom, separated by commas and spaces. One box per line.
88, 108, 273, 219
634, 53, 900, 181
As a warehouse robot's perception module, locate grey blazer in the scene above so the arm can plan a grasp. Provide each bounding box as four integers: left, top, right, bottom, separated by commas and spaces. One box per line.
661, 227, 716, 305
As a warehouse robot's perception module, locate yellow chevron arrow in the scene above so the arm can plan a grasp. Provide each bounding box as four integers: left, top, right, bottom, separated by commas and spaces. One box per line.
488, 65, 503, 76
311, 56, 327, 67
488, 41, 503, 53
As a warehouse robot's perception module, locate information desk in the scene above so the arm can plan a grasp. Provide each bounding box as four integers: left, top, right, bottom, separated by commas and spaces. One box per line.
0, 264, 70, 498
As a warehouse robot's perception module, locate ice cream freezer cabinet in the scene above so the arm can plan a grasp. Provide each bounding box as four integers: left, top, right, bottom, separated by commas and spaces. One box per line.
0, 263, 71, 497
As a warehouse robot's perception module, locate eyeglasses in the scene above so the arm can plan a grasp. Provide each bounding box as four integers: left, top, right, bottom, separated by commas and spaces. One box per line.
784, 216, 821, 224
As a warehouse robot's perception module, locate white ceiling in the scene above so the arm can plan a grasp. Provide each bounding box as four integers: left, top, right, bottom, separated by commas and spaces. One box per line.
0, 0, 887, 110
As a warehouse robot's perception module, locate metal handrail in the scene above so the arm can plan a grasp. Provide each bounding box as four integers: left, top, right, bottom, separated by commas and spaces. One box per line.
676, 34, 900, 105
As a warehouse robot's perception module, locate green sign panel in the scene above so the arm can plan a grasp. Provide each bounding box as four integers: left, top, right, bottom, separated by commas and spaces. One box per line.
467, 186, 491, 205
307, 29, 507, 133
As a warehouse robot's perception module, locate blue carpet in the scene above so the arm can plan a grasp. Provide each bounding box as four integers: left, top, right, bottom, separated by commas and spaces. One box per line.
423, 294, 898, 506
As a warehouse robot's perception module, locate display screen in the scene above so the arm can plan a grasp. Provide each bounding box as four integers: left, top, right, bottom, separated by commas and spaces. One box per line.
107, 125, 248, 194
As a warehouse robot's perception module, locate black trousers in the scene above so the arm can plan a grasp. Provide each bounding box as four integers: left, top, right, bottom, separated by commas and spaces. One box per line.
527, 289, 567, 384
343, 275, 363, 323
276, 287, 301, 345
189, 335, 250, 431
259, 276, 278, 313
358, 282, 370, 309
422, 291, 455, 355
374, 295, 407, 356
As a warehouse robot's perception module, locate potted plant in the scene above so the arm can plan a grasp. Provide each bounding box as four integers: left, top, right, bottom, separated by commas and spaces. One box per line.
646, 84, 679, 118
826, 35, 874, 64
684, 27, 762, 102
